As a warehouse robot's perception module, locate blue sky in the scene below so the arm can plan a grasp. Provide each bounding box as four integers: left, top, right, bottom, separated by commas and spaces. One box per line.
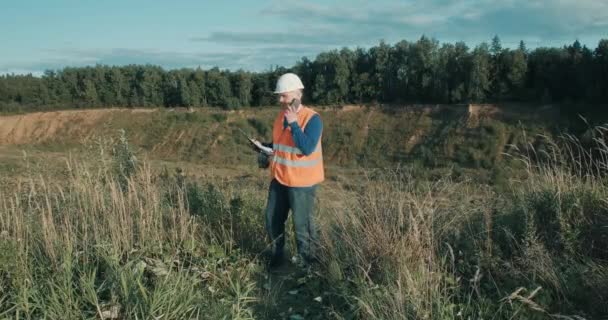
1, 0, 606, 75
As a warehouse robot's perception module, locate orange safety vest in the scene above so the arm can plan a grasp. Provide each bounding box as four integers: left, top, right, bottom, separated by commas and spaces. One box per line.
270, 106, 324, 187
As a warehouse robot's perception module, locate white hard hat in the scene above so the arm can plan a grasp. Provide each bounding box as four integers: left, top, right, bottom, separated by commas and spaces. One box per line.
274, 73, 304, 94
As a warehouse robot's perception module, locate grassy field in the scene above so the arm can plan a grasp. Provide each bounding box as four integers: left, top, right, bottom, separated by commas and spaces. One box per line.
0, 106, 607, 319
0, 105, 559, 168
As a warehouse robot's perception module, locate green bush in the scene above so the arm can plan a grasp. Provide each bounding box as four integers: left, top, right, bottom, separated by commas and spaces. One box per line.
211, 112, 228, 123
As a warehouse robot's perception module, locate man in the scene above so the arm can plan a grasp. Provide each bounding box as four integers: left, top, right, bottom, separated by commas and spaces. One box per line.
253, 73, 324, 268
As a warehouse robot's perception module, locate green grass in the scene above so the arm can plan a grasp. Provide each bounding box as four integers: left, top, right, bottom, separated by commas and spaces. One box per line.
0, 108, 606, 319
0, 106, 553, 171
0, 128, 606, 319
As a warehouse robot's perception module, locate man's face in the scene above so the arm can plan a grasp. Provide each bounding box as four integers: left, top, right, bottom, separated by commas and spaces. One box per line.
278, 91, 299, 108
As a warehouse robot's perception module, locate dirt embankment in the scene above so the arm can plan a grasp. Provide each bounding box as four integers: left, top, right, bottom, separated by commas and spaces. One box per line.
0, 109, 155, 145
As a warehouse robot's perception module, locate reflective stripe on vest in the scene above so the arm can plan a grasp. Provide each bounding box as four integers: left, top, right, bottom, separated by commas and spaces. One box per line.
273, 143, 320, 155
270, 107, 324, 187
273, 143, 303, 155
272, 154, 322, 167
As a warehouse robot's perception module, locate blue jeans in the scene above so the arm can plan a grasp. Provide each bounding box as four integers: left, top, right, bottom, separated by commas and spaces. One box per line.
265, 179, 319, 264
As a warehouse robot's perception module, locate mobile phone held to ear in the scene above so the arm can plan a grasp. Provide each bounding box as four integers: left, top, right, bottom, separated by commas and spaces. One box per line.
289, 98, 301, 109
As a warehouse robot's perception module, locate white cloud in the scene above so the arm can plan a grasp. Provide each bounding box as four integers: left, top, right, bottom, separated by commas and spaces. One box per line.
3, 0, 606, 75
0, 45, 328, 76
257, 0, 606, 44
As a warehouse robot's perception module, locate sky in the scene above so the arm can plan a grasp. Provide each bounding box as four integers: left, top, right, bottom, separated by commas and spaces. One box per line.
1, 0, 606, 75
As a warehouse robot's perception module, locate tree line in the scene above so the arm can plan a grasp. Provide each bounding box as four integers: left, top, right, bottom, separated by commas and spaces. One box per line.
1, 36, 607, 111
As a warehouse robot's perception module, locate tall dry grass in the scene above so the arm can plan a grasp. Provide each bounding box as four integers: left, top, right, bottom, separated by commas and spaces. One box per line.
0, 126, 607, 319
317, 168, 494, 319
0, 138, 261, 319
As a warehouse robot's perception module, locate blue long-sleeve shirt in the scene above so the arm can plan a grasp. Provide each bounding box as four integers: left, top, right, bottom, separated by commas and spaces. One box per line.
263, 114, 322, 156
284, 114, 322, 156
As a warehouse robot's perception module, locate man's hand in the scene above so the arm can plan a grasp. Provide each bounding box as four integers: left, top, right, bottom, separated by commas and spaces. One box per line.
285, 104, 298, 124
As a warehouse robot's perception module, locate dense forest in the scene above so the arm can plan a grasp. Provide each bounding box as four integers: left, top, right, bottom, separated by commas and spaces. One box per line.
1, 36, 607, 111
